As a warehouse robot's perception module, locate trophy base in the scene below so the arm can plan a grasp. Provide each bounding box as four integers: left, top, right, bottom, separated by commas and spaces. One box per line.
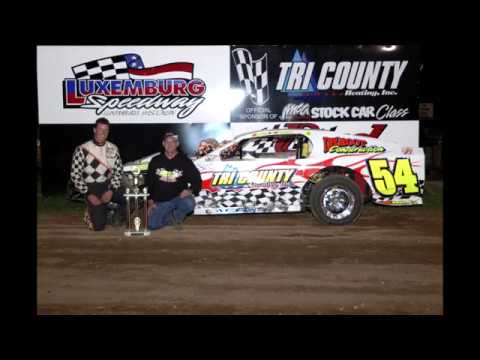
124, 230, 151, 237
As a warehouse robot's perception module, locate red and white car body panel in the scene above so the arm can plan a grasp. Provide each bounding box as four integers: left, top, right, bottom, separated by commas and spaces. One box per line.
189, 128, 425, 215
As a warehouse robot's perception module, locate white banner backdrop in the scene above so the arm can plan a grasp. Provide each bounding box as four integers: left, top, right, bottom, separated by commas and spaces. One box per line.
37, 46, 230, 124
230, 121, 420, 147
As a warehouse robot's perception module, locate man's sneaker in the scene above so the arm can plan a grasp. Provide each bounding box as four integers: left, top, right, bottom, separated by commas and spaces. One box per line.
83, 208, 94, 231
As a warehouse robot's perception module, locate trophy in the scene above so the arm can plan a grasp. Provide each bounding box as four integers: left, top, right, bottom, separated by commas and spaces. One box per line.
124, 169, 151, 236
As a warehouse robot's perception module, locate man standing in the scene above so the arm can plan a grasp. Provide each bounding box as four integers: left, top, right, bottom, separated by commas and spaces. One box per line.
70, 118, 126, 231
146, 132, 202, 230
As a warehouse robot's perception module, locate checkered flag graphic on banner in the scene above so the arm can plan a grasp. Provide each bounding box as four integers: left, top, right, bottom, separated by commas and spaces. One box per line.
232, 48, 269, 106
71, 54, 145, 80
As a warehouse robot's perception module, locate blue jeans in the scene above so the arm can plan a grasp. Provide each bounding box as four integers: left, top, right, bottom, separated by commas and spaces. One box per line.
148, 195, 196, 230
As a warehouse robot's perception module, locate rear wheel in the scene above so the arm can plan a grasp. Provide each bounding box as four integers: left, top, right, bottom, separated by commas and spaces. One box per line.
309, 175, 363, 225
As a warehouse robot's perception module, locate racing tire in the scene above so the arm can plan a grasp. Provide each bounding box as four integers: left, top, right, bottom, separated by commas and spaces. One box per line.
309, 174, 363, 225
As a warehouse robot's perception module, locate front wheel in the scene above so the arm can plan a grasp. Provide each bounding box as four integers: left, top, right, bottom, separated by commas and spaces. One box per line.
309, 175, 363, 225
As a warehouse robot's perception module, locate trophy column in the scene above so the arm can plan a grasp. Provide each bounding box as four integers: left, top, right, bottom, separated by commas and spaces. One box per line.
124, 173, 151, 236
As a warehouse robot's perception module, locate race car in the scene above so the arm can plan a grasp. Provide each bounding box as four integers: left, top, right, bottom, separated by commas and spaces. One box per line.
121, 128, 425, 225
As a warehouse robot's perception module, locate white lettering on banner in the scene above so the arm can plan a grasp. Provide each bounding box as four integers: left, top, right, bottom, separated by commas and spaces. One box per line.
346, 62, 366, 89
351, 107, 375, 118
325, 61, 408, 90
277, 63, 292, 89
81, 95, 205, 119
240, 114, 270, 121
242, 107, 277, 121
378, 61, 395, 89
311, 107, 351, 119
376, 104, 409, 120
303, 62, 315, 89
362, 62, 382, 89
279, 104, 408, 120
281, 103, 310, 120
392, 61, 408, 88
332, 62, 351, 89
288, 63, 306, 90
281, 61, 409, 91
317, 62, 336, 90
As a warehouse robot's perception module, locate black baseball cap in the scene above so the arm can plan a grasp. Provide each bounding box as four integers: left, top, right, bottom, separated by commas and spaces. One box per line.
163, 132, 179, 141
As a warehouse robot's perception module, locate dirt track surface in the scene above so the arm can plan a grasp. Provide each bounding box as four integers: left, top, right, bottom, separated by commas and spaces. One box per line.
37, 206, 443, 315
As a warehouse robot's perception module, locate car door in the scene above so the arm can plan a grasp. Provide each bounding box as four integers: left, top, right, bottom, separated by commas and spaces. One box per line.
197, 134, 309, 214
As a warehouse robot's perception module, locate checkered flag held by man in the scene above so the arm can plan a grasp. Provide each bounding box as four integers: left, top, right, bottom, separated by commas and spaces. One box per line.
232, 48, 270, 106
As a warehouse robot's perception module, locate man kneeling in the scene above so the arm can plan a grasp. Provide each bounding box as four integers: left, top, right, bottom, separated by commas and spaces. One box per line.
70, 118, 126, 231
145, 132, 202, 230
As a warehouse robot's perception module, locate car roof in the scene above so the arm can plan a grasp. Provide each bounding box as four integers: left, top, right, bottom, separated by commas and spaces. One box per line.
233, 128, 335, 140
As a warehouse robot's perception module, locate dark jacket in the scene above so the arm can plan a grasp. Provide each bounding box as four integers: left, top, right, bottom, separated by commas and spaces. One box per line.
145, 152, 202, 202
